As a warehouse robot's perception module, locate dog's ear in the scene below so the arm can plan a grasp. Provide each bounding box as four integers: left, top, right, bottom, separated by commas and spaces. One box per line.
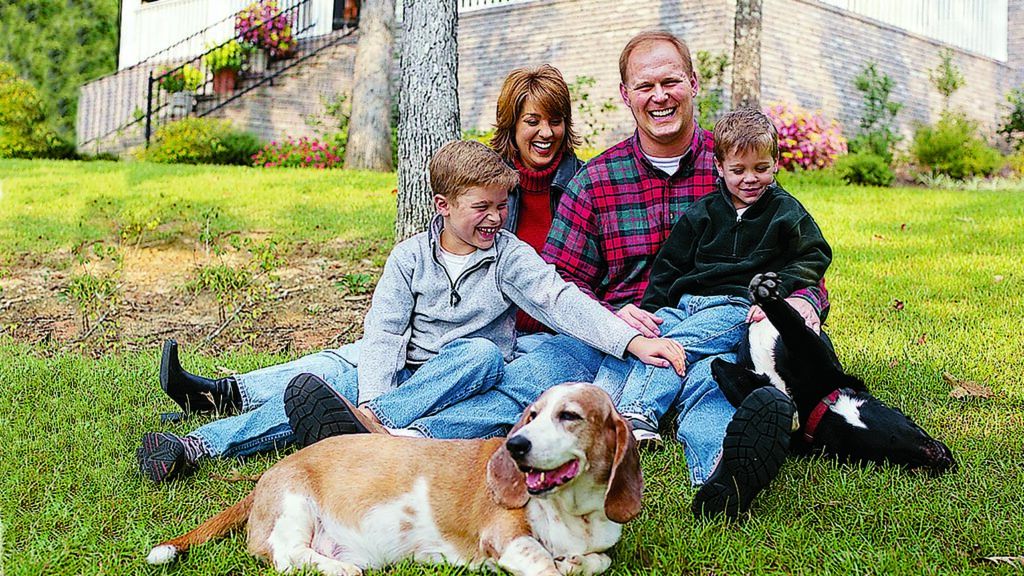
486, 413, 531, 509
604, 411, 643, 523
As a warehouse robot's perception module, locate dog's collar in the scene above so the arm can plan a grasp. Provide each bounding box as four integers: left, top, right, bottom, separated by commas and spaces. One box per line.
803, 388, 844, 445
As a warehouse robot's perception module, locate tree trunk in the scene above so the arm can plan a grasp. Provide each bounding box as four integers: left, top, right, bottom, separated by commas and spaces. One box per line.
732, 0, 763, 110
344, 0, 395, 171
395, 0, 460, 241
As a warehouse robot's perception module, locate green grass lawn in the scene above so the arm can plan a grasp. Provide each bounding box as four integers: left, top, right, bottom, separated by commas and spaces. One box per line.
2, 160, 1024, 575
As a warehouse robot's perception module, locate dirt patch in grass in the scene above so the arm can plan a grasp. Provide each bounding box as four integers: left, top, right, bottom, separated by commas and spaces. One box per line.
0, 239, 376, 357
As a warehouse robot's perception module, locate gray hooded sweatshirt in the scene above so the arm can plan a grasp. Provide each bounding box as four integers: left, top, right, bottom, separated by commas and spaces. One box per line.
357, 214, 640, 403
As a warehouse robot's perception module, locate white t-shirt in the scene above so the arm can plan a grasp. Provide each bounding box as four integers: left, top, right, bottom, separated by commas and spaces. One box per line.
439, 246, 471, 279
643, 152, 686, 176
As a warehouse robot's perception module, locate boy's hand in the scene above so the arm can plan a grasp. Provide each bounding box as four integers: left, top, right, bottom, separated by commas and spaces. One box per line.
626, 336, 686, 376
746, 298, 821, 334
617, 304, 663, 337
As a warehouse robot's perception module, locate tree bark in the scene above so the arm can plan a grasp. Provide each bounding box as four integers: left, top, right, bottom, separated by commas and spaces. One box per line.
395, 0, 460, 241
344, 0, 395, 171
732, 0, 763, 110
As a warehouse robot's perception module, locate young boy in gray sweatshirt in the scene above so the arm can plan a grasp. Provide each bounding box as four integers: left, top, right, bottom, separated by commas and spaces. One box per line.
138, 140, 684, 482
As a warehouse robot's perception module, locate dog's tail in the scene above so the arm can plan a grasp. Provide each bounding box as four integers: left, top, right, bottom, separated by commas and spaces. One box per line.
146, 492, 255, 565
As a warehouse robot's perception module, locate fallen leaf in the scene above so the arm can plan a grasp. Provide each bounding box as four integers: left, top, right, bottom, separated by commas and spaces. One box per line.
994, 275, 1004, 283
944, 372, 994, 399
873, 234, 886, 240
900, 223, 909, 231
915, 333, 927, 345
979, 556, 1024, 566
892, 299, 904, 311
888, 357, 899, 368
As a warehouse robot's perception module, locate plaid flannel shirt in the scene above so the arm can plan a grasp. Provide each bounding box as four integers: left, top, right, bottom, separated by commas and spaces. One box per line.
541, 126, 829, 315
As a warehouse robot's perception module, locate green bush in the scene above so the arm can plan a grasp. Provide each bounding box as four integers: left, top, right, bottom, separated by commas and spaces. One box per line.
836, 152, 895, 186
998, 87, 1024, 152
911, 112, 1002, 179
0, 61, 54, 158
138, 117, 262, 165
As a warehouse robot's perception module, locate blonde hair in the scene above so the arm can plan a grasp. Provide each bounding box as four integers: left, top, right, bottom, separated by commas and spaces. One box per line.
490, 64, 580, 162
430, 140, 519, 201
619, 30, 695, 84
713, 107, 780, 162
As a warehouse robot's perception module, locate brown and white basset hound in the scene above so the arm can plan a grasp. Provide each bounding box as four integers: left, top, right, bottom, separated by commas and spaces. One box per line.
146, 382, 642, 575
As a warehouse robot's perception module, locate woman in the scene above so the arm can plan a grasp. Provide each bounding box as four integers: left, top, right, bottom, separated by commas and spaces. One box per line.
489, 64, 584, 338
139, 64, 586, 482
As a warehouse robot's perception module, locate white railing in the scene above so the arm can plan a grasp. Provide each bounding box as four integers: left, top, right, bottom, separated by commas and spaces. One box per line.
119, 0, 334, 69
819, 0, 1008, 61
458, 0, 540, 12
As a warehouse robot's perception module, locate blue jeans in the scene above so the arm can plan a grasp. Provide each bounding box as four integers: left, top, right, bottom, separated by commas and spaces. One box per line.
190, 338, 504, 457
409, 334, 603, 439
594, 294, 750, 484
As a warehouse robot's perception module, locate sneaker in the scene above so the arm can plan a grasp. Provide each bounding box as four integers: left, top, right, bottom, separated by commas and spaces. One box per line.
625, 414, 664, 451
691, 386, 794, 520
137, 432, 189, 483
284, 373, 386, 449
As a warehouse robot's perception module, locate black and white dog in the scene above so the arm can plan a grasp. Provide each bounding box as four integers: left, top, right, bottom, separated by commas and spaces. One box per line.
711, 273, 955, 473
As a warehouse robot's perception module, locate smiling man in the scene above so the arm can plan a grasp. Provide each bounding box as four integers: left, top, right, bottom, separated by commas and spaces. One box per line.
533, 30, 832, 519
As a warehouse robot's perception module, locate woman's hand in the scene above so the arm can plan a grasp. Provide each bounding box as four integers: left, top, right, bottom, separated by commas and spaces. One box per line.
626, 336, 686, 376
616, 304, 663, 337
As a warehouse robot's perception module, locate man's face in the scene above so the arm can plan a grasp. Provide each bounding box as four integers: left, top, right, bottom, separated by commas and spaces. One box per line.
434, 184, 509, 255
619, 40, 698, 157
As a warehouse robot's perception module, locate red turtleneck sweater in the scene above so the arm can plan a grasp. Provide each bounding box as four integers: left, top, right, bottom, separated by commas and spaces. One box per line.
513, 155, 561, 333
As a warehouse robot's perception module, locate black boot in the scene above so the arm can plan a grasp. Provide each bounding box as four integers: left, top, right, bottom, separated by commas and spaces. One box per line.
160, 339, 242, 416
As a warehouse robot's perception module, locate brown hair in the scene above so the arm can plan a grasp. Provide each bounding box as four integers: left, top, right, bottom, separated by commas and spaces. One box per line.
490, 64, 580, 162
430, 140, 519, 201
618, 30, 695, 84
712, 107, 780, 162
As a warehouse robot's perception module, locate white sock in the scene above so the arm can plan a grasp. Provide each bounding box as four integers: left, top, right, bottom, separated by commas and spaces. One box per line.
386, 427, 424, 438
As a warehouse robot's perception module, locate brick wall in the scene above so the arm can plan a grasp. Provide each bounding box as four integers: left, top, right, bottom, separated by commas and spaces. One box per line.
457, 0, 734, 146
210, 35, 358, 143
761, 0, 1017, 140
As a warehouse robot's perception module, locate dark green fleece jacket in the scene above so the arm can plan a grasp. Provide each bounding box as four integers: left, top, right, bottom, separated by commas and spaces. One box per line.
641, 180, 831, 312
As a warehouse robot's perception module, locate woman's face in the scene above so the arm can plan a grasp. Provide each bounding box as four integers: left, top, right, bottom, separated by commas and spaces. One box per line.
514, 98, 565, 171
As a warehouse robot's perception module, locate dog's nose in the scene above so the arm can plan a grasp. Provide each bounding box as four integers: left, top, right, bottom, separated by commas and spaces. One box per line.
506, 435, 531, 460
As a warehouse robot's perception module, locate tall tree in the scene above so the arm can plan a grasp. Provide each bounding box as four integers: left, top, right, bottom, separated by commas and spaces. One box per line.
395, 0, 460, 240
731, 0, 763, 109
344, 0, 396, 171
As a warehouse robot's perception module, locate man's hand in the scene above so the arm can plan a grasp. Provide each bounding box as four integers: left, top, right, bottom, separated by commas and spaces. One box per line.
617, 304, 663, 337
626, 336, 686, 376
746, 297, 821, 334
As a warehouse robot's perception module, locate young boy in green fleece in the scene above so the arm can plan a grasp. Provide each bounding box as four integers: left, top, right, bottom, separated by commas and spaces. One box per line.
596, 106, 832, 450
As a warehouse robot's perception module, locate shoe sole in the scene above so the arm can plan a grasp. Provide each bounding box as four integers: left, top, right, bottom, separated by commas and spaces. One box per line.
284, 373, 370, 449
692, 386, 793, 519
137, 432, 186, 483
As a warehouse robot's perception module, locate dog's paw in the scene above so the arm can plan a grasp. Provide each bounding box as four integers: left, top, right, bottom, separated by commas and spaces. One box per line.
749, 272, 782, 304
555, 553, 611, 575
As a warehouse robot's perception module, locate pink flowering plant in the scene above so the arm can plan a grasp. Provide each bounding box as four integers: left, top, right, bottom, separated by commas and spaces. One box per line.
252, 136, 343, 169
764, 103, 848, 170
235, 0, 295, 59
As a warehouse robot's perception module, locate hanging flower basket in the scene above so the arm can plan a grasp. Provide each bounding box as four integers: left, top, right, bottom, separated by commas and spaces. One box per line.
235, 0, 296, 60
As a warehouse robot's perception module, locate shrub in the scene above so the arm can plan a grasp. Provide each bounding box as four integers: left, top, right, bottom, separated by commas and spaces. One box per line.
695, 51, 730, 131
1007, 151, 1024, 176
912, 112, 1002, 179
568, 75, 617, 148
836, 152, 895, 186
998, 87, 1024, 152
157, 64, 204, 93
0, 61, 53, 158
930, 48, 964, 110
138, 117, 262, 165
848, 62, 902, 163
252, 136, 343, 168
764, 103, 848, 171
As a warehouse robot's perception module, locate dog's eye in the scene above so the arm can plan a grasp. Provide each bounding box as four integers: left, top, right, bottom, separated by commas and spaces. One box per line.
558, 410, 583, 422
527, 410, 538, 421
